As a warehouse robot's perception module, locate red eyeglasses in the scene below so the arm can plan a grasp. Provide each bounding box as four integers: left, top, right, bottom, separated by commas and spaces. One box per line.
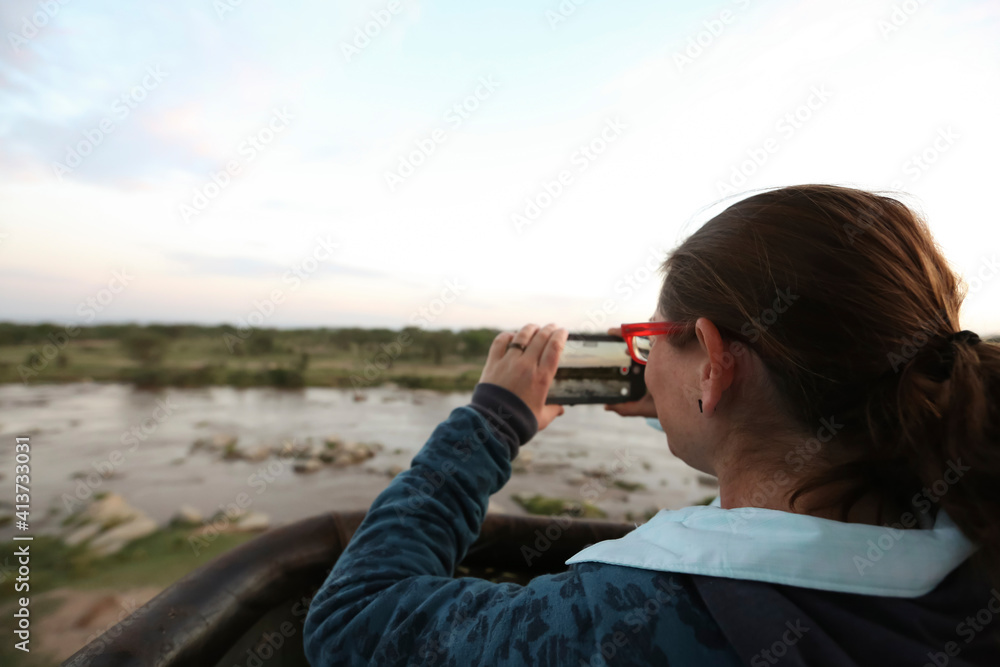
620, 321, 685, 365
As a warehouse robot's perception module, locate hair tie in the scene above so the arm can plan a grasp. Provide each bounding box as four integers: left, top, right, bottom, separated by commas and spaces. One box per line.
947, 330, 981, 346
925, 330, 981, 382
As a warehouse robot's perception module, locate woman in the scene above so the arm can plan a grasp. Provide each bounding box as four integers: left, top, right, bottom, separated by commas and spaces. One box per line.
303, 184, 1000, 666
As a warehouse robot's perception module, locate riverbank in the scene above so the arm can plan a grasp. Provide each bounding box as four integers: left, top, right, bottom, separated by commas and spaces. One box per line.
0, 493, 261, 666
0, 323, 500, 389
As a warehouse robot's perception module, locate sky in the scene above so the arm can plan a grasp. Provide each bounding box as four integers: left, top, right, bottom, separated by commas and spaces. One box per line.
1, 0, 998, 334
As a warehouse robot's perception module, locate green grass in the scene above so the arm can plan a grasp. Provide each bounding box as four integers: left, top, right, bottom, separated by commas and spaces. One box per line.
624, 507, 662, 523
0, 525, 258, 666
0, 527, 257, 603
0, 328, 488, 390
2, 325, 999, 389
512, 494, 607, 519
612, 480, 647, 492
0, 642, 59, 667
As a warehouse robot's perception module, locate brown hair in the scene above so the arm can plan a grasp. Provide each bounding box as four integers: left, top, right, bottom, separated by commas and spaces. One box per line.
657, 184, 1000, 583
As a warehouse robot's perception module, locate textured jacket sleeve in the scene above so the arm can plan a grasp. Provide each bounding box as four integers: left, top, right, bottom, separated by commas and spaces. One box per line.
302, 388, 597, 666
302, 385, 745, 667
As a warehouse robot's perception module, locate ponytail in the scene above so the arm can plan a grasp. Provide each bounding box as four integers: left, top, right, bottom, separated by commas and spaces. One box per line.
656, 184, 1000, 589
896, 333, 1000, 585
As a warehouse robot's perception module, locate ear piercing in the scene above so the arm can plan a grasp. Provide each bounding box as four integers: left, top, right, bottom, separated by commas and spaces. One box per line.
698, 399, 703, 413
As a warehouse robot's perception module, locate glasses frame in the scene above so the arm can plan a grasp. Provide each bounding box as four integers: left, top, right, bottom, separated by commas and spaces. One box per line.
620, 321, 685, 365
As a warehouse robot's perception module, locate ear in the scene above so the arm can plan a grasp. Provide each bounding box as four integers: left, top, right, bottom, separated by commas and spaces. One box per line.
694, 317, 736, 417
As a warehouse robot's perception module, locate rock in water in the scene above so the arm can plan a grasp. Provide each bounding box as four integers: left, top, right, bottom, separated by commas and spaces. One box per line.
331, 441, 383, 467
81, 493, 142, 525
172, 505, 203, 526
294, 459, 322, 474
235, 512, 270, 532
243, 446, 271, 462
88, 516, 158, 557
212, 433, 238, 450
64, 523, 102, 547
63, 493, 159, 556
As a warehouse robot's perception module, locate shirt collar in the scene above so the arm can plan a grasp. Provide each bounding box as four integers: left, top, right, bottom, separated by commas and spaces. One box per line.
565, 495, 978, 597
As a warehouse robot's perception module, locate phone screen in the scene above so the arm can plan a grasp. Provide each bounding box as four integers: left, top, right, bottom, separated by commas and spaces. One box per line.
546, 335, 645, 405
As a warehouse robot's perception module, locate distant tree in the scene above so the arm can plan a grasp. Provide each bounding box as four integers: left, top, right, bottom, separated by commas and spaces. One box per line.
246, 332, 275, 355
148, 324, 187, 339
121, 329, 169, 366
423, 329, 456, 365
458, 328, 499, 359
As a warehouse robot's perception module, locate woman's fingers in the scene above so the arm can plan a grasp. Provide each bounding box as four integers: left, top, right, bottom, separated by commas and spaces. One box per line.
525, 323, 558, 366
511, 323, 540, 351
537, 402, 566, 430
477, 323, 569, 432
488, 330, 515, 360
538, 326, 568, 376
604, 391, 657, 418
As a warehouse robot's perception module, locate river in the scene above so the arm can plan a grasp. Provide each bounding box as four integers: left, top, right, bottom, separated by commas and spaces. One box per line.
0, 382, 718, 538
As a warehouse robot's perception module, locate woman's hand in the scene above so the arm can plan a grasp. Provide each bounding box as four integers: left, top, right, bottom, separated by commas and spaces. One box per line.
478, 323, 569, 431
603, 326, 658, 418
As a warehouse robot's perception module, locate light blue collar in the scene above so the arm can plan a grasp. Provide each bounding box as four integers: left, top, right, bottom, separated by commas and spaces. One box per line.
566, 494, 978, 597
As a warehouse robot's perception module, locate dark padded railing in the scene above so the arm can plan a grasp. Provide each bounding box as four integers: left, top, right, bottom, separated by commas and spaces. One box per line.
62, 511, 635, 666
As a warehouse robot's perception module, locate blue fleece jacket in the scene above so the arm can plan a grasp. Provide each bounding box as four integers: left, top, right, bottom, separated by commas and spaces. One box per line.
303, 383, 1000, 666
303, 383, 743, 665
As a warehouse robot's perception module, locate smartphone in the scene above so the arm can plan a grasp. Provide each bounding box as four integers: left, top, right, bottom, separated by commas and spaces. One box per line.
545, 333, 646, 405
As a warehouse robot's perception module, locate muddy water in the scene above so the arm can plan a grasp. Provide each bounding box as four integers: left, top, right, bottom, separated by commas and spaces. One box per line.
0, 383, 718, 537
